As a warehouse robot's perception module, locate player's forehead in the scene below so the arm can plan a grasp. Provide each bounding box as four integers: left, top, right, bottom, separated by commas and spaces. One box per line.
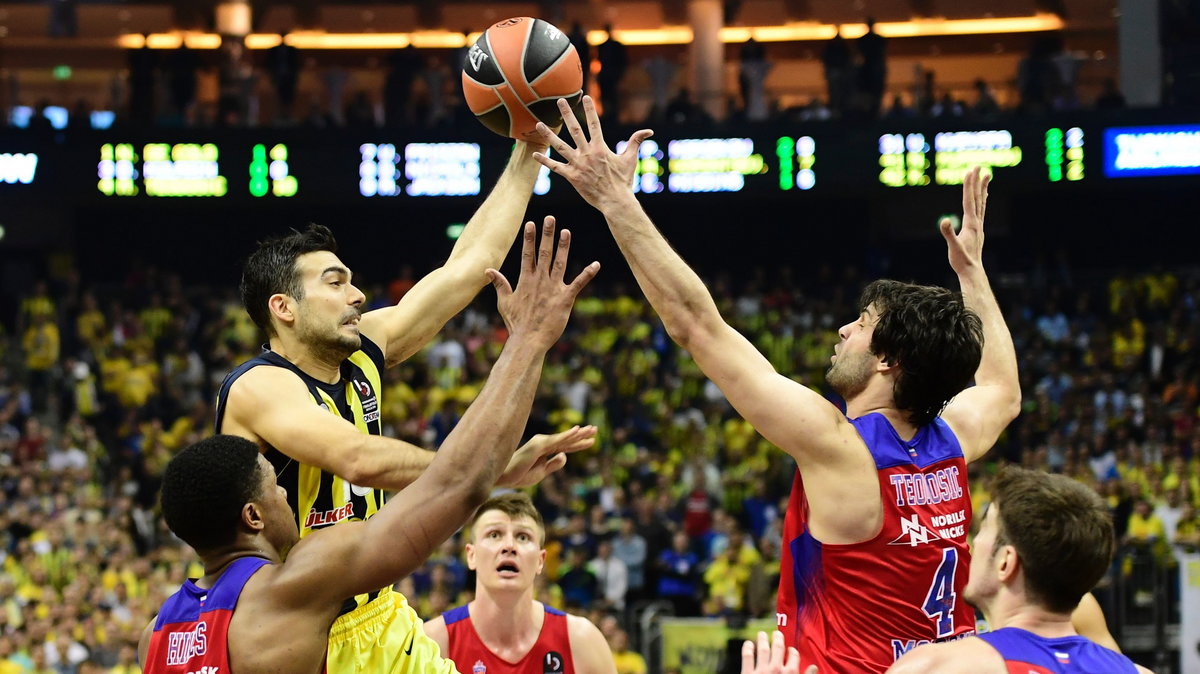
296, 250, 350, 279
475, 509, 539, 531
256, 453, 276, 485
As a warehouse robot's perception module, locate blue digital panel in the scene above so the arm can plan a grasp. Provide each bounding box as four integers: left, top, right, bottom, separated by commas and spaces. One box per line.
1103, 125, 1200, 178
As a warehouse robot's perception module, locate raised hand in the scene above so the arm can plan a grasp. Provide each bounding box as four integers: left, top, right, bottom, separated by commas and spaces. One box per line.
940, 165, 991, 276
488, 215, 599, 350
530, 95, 654, 209
741, 631, 808, 674
498, 425, 598, 488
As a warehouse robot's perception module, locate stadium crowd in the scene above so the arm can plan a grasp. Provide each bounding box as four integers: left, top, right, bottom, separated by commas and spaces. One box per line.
0, 254, 1198, 673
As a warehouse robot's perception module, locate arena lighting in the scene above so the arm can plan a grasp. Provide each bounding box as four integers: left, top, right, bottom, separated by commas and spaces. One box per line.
115, 13, 1062, 50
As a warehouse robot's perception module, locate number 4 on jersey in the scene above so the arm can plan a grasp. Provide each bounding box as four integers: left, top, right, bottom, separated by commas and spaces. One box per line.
923, 548, 958, 638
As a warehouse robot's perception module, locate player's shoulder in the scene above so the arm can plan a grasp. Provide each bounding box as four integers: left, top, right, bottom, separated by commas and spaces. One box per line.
225, 360, 309, 403
888, 637, 1005, 674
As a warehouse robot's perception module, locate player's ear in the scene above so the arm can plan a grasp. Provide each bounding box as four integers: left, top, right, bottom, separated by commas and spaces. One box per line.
536, 548, 546, 575
465, 543, 477, 570
243, 502, 266, 533
268, 293, 295, 326
996, 544, 1019, 582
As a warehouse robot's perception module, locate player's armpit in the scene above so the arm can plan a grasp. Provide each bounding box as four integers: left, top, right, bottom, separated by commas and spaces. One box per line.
566, 614, 617, 674
685, 322, 855, 470
1071, 592, 1120, 653
939, 384, 1021, 463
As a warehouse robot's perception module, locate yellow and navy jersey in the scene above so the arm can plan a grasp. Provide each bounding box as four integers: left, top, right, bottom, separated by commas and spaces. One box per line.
214, 336, 388, 613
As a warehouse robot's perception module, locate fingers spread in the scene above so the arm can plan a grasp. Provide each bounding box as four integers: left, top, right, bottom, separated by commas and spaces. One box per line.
538, 216, 556, 272
520, 221, 537, 273
567, 261, 600, 296
552, 229, 571, 282
582, 95, 605, 146
741, 640, 755, 674
559, 97, 589, 148
537, 122, 577, 158
770, 631, 785, 669
533, 152, 569, 175
486, 269, 513, 298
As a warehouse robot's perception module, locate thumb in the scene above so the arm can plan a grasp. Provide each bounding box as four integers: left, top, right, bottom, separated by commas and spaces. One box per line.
938, 217, 957, 242
486, 269, 513, 298
623, 129, 655, 158
543, 452, 568, 475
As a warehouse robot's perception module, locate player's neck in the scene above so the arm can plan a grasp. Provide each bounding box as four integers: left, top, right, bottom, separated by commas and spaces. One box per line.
268, 335, 343, 384
986, 594, 1077, 639
845, 396, 919, 440
198, 548, 276, 589
471, 591, 540, 644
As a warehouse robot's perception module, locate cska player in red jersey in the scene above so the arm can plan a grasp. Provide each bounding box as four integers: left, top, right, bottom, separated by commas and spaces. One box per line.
423, 493, 615, 674
533, 96, 1021, 672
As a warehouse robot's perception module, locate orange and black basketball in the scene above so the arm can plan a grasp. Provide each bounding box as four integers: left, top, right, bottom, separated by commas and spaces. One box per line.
462, 17, 583, 140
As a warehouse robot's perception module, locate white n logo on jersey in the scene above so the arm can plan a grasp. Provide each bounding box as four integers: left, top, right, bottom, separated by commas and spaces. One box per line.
888, 514, 943, 547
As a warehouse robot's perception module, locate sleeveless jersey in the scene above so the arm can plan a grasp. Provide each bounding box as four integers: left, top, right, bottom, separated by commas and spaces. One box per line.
145, 557, 269, 674
777, 413, 975, 672
976, 627, 1138, 673
214, 336, 387, 614
443, 603, 576, 674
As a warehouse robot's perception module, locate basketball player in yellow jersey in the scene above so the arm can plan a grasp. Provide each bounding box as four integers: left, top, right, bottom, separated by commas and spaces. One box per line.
216, 140, 596, 672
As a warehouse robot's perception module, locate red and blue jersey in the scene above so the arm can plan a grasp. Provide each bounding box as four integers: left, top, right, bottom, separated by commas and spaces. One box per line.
777, 413, 975, 672
442, 602, 575, 674
976, 627, 1138, 673
145, 557, 270, 674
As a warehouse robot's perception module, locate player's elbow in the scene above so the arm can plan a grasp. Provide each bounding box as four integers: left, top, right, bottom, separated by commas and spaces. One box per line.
999, 390, 1022, 424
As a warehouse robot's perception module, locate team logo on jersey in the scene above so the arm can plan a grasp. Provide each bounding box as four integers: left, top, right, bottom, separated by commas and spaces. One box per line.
472, 661, 486, 674
351, 379, 381, 425
543, 651, 564, 673
165, 622, 207, 666
352, 379, 371, 397
887, 514, 943, 547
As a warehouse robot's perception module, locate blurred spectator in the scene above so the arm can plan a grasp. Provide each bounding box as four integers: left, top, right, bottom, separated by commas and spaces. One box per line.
265, 33, 300, 121
558, 546, 598, 609
166, 43, 199, 125
611, 518, 646, 600
589, 539, 628, 610
855, 17, 887, 116
642, 54, 678, 123
738, 39, 771, 122
597, 24, 627, 119
569, 23, 592, 92
657, 531, 700, 616
384, 47, 419, 127
609, 629, 646, 674
23, 313, 59, 414
821, 29, 851, 116
972, 78, 1000, 116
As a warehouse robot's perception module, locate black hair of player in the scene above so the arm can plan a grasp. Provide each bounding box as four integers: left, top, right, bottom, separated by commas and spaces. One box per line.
859, 279, 984, 426
161, 434, 265, 551
241, 223, 339, 336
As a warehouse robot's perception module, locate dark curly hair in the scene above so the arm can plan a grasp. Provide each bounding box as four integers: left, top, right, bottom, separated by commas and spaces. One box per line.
859, 279, 984, 426
161, 435, 265, 552
240, 224, 338, 336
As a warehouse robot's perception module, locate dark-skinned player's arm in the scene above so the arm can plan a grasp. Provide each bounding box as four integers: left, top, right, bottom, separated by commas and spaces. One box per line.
265, 218, 599, 608
359, 141, 548, 368
222, 365, 596, 490
936, 168, 1021, 463
530, 96, 857, 475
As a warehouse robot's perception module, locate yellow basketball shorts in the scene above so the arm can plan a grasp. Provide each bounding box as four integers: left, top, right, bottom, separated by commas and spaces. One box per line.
327, 587, 458, 674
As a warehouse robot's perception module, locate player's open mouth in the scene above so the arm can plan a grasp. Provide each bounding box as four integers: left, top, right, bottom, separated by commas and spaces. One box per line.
496, 561, 520, 577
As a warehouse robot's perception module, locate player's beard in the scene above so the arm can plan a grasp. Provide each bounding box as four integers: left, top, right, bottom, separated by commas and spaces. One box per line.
297, 310, 361, 363
825, 350, 874, 400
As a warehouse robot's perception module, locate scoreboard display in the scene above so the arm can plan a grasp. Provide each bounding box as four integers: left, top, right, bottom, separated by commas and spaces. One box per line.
1, 112, 1196, 206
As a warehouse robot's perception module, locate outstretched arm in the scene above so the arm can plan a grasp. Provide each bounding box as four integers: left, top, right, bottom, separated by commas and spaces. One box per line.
938, 168, 1021, 462
360, 141, 547, 367
275, 218, 600, 604
223, 368, 595, 490
531, 97, 853, 471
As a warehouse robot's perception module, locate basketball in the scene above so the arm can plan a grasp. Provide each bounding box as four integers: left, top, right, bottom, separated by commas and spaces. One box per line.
462, 17, 583, 140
